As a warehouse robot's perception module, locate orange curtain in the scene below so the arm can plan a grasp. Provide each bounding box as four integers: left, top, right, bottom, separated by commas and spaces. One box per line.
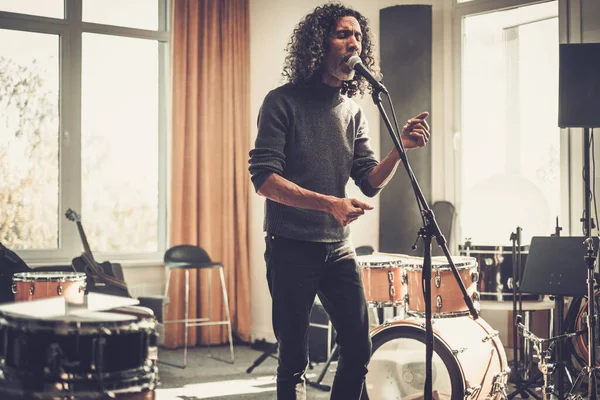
165, 0, 251, 347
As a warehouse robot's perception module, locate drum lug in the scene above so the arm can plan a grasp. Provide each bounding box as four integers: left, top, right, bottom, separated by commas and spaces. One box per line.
471, 271, 479, 283
472, 292, 481, 312
482, 330, 500, 342
402, 273, 407, 284
434, 273, 441, 288
389, 285, 395, 298
29, 284, 35, 296
91, 337, 107, 372
436, 295, 443, 310
11, 283, 17, 294
492, 369, 510, 398
465, 385, 482, 398
507, 277, 514, 290
452, 347, 467, 355
57, 285, 63, 296
387, 271, 394, 283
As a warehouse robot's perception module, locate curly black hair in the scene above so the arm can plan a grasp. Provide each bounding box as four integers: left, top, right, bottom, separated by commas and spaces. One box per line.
282, 2, 377, 98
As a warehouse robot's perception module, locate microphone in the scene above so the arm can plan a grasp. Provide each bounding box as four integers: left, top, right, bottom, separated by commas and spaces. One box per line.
347, 55, 388, 93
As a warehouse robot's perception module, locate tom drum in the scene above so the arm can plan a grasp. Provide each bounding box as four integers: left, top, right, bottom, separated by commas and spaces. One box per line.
12, 271, 87, 304
357, 254, 406, 308
404, 256, 480, 317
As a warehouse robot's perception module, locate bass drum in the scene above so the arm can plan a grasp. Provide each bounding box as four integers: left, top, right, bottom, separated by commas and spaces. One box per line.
363, 316, 508, 400
573, 290, 600, 367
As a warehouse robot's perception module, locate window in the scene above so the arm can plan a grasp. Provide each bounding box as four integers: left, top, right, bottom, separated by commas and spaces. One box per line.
0, 0, 64, 19
457, 1, 560, 246
0, 1, 169, 263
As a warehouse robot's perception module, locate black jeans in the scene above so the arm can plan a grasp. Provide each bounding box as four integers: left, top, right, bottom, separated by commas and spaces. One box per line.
264, 234, 371, 400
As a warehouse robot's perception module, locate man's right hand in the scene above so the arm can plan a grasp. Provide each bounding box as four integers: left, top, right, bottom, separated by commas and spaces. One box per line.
329, 198, 374, 226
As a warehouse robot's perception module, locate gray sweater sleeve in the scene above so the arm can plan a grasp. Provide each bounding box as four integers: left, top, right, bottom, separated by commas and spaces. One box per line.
248, 91, 288, 192
351, 109, 381, 198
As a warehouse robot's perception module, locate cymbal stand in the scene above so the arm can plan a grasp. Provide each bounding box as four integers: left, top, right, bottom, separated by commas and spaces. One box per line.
508, 228, 542, 400
566, 127, 599, 400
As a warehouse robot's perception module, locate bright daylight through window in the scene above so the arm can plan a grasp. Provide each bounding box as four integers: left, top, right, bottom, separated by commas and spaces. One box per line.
0, 1, 168, 261
459, 1, 560, 246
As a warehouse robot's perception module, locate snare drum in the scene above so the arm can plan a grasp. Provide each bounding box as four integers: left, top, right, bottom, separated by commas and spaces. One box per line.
0, 307, 158, 399
364, 315, 509, 399
357, 254, 406, 307
405, 256, 480, 317
12, 272, 87, 304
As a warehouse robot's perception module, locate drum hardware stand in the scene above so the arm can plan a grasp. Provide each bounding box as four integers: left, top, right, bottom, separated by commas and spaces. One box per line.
370, 86, 478, 400
567, 234, 599, 400
306, 343, 340, 391
516, 315, 585, 400
509, 228, 527, 386
507, 229, 544, 400
580, 127, 598, 400
245, 341, 278, 374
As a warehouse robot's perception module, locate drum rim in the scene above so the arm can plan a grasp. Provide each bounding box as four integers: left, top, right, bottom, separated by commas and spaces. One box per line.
367, 300, 404, 308
12, 272, 87, 282
357, 255, 404, 268
403, 256, 477, 271
366, 322, 464, 399
0, 312, 157, 334
405, 309, 472, 319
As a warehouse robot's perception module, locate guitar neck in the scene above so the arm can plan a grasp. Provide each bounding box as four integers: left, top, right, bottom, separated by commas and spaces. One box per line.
76, 221, 96, 264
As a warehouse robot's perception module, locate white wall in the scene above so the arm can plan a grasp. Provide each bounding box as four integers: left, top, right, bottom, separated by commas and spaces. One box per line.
248, 0, 453, 342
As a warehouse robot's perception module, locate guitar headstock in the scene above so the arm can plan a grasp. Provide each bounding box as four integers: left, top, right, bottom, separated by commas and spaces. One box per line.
65, 208, 81, 222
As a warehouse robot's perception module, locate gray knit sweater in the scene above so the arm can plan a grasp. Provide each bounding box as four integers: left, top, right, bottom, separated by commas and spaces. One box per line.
248, 81, 381, 242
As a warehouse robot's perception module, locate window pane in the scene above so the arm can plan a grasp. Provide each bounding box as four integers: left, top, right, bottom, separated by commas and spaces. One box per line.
82, 33, 159, 254
460, 2, 559, 246
83, 0, 160, 31
0, 0, 64, 18
0, 29, 60, 250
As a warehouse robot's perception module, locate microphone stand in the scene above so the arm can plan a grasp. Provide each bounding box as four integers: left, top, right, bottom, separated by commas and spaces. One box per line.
370, 87, 478, 400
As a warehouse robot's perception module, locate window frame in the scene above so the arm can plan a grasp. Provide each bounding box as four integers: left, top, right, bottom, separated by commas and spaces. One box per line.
0, 0, 170, 265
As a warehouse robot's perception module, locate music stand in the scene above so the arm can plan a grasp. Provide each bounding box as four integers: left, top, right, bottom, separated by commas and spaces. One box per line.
520, 236, 597, 399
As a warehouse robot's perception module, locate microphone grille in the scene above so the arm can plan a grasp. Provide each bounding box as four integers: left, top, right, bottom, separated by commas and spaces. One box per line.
347, 55, 362, 69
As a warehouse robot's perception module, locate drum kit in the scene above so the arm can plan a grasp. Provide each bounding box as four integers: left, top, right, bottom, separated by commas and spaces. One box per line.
357, 252, 509, 400
0, 271, 159, 399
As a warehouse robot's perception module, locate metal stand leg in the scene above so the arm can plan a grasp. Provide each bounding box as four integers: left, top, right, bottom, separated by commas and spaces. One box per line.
306, 344, 340, 392
219, 267, 235, 363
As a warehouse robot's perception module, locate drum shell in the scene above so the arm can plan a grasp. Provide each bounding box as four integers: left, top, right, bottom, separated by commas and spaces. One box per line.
404, 256, 480, 317
0, 307, 159, 398
459, 245, 541, 301
12, 272, 86, 304
365, 316, 508, 399
357, 254, 406, 307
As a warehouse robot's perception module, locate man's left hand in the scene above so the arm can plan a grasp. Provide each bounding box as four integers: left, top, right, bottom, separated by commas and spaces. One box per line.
401, 111, 430, 149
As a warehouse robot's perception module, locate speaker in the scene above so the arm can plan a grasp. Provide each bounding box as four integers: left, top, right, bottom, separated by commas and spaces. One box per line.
309, 303, 336, 363
378, 5, 433, 254
558, 43, 600, 128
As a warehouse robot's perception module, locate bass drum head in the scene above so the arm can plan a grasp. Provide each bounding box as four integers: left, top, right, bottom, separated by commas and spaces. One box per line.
574, 291, 600, 367
362, 324, 462, 400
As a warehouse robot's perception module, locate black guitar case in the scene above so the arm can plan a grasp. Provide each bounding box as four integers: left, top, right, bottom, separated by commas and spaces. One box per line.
0, 242, 33, 304
71, 256, 131, 298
